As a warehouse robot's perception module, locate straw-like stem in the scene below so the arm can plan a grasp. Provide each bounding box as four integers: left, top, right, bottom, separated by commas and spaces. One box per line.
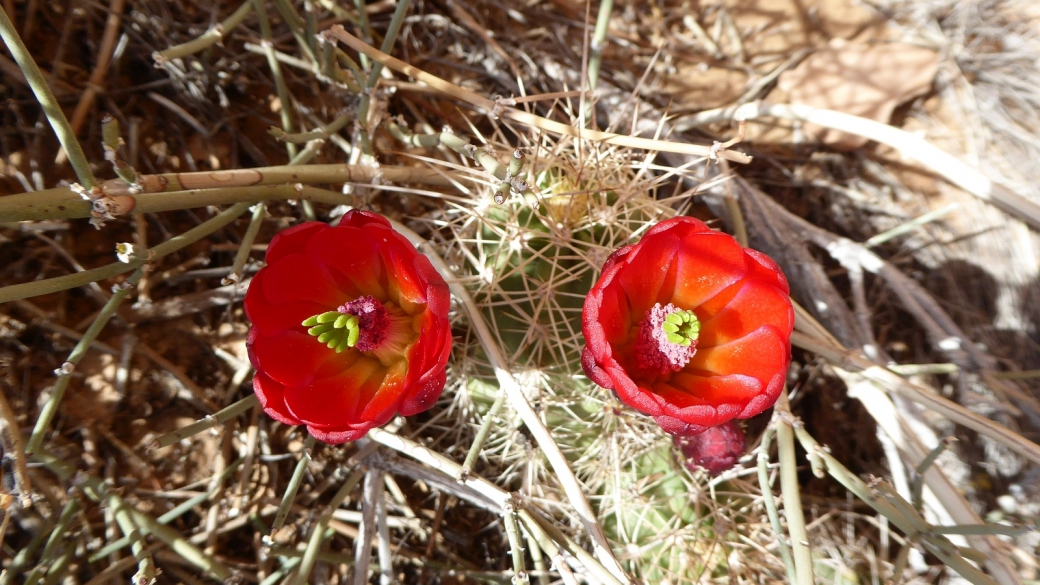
0, 6, 96, 188
0, 202, 252, 303
24, 266, 146, 455
154, 1, 253, 62
587, 0, 613, 90
152, 395, 259, 449
272, 435, 317, 532
755, 425, 796, 582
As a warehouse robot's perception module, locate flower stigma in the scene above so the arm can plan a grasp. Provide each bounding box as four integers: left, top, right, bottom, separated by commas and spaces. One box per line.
634, 303, 700, 376
302, 295, 415, 364
301, 295, 390, 353
302, 311, 361, 353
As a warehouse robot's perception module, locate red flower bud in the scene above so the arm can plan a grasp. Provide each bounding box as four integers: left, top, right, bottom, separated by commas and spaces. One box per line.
673, 420, 747, 476
582, 216, 793, 437
245, 211, 452, 444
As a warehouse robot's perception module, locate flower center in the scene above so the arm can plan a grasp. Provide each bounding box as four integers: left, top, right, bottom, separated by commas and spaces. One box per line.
302, 295, 390, 353
634, 303, 700, 376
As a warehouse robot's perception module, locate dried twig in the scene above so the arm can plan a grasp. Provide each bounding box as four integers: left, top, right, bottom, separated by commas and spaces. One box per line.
324, 26, 750, 164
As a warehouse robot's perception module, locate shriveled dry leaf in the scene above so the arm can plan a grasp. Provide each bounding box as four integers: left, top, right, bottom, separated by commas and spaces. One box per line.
768, 39, 939, 148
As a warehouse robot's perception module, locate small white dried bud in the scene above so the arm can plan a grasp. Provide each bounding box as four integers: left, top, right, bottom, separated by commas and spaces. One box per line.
115, 243, 154, 263
115, 242, 138, 263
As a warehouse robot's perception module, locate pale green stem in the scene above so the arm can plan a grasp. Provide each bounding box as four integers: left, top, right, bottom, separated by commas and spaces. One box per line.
39, 549, 73, 585
911, 437, 953, 511
270, 0, 304, 30
225, 202, 267, 286
318, 39, 361, 91
304, 1, 318, 58
755, 425, 796, 583
245, 40, 315, 72
88, 460, 244, 561
356, 0, 412, 154
129, 508, 232, 580
0, 5, 96, 188
288, 140, 324, 166
251, 2, 307, 225
462, 389, 508, 474
503, 503, 529, 584
791, 427, 999, 585
517, 509, 623, 585
153, 394, 259, 449
259, 556, 301, 585
24, 498, 80, 585
865, 202, 959, 248
387, 121, 510, 180
0, 201, 253, 303
269, 547, 356, 564
722, 182, 748, 248
251, 0, 298, 162
517, 518, 578, 585
272, 435, 317, 532
587, 0, 613, 90
270, 0, 317, 65
2, 525, 48, 585
353, 0, 372, 68
274, 113, 352, 144
775, 409, 815, 585
525, 523, 551, 585
292, 469, 365, 585
24, 267, 146, 454
73, 470, 231, 581
353, 468, 381, 585
91, 458, 243, 557
154, 1, 253, 61
333, 46, 367, 88
889, 537, 914, 585
109, 495, 157, 585
0, 164, 461, 222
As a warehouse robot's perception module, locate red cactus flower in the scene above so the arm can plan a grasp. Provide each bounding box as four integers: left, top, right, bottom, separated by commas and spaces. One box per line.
245, 211, 452, 444
582, 216, 794, 437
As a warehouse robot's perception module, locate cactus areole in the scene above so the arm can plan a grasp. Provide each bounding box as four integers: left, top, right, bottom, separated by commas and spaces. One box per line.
581, 216, 794, 438
245, 211, 452, 444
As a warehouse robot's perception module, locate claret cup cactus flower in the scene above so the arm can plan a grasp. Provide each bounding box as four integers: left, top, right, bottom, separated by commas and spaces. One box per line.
582, 216, 794, 446
245, 211, 452, 444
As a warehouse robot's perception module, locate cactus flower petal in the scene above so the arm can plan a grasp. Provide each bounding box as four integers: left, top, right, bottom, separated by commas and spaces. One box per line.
582, 216, 794, 442
246, 211, 452, 444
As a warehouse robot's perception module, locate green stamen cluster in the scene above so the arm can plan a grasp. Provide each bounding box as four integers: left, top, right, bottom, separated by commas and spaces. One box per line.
302, 311, 359, 353
663, 310, 700, 346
